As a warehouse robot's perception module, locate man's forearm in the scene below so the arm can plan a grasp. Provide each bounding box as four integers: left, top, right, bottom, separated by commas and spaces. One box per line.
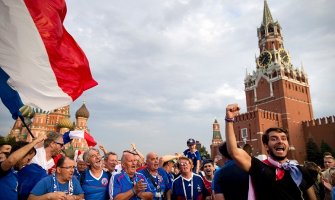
137, 191, 153, 200
225, 121, 238, 156
114, 189, 135, 200
1, 139, 39, 171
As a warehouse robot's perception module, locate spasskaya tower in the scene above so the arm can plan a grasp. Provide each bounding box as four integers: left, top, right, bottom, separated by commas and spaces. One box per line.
234, 0, 313, 163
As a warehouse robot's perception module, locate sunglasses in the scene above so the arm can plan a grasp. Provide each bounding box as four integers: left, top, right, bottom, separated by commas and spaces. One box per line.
54, 141, 64, 147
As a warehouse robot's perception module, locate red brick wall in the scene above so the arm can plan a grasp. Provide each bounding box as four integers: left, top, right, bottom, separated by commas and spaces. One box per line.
303, 117, 335, 150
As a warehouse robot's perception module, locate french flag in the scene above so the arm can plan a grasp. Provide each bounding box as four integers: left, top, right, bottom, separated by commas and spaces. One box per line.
63, 130, 97, 147
0, 0, 98, 117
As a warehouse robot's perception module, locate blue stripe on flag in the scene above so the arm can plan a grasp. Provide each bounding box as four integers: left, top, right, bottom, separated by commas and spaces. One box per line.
0, 67, 23, 119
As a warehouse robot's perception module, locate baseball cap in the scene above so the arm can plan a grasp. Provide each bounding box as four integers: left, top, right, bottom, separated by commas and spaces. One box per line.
187, 138, 196, 146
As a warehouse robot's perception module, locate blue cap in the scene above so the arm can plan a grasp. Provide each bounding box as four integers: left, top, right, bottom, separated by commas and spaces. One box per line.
187, 138, 196, 146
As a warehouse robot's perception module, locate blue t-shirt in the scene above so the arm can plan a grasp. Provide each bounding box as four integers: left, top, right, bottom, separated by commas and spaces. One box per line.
17, 163, 48, 200
30, 174, 83, 195
212, 160, 249, 200
172, 173, 208, 200
81, 169, 110, 200
110, 170, 151, 200
183, 149, 201, 172
138, 167, 171, 199
0, 165, 17, 200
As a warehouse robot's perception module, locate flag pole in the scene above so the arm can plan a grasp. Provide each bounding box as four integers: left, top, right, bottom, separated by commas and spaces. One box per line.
18, 115, 35, 139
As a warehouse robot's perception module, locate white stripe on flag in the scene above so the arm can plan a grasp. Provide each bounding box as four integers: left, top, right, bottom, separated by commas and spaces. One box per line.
0, 0, 71, 110
69, 130, 85, 139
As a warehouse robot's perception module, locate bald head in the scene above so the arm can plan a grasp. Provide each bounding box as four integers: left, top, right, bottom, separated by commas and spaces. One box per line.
146, 152, 159, 172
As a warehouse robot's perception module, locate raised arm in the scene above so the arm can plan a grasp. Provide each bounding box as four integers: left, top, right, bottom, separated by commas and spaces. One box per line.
1, 134, 46, 172
131, 143, 145, 165
98, 144, 108, 156
225, 104, 251, 172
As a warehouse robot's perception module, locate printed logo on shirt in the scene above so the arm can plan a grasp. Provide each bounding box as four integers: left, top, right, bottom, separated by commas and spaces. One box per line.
101, 177, 109, 186
197, 184, 202, 192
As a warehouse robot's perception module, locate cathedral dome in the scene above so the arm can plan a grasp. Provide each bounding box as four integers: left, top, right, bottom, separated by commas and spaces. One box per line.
75, 103, 90, 118
58, 117, 73, 129
19, 105, 35, 118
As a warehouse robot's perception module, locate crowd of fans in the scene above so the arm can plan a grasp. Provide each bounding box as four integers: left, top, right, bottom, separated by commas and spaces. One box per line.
0, 119, 334, 199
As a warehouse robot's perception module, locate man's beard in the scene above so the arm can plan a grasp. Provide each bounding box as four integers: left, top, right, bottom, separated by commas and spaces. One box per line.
268, 149, 287, 161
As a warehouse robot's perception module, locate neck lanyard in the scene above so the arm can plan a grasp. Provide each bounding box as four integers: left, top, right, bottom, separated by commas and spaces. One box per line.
124, 171, 138, 185
53, 174, 73, 195
182, 174, 193, 200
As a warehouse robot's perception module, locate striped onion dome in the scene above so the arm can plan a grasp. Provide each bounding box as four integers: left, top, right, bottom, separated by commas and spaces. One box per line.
19, 105, 35, 118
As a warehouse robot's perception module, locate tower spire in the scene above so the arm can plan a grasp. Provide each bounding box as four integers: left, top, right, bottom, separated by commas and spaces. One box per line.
262, 0, 274, 26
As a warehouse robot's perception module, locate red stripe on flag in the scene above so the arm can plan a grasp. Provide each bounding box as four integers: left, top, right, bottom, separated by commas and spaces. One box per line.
84, 131, 97, 147
24, 0, 98, 100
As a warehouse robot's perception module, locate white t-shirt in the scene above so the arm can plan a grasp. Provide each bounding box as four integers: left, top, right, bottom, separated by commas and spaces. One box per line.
30, 147, 54, 171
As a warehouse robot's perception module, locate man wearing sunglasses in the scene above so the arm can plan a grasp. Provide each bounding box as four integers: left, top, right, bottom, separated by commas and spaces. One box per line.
28, 156, 84, 200
31, 132, 64, 174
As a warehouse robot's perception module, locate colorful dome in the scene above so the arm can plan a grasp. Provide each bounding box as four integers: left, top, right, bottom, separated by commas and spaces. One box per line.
75, 103, 90, 118
19, 105, 35, 118
58, 117, 73, 129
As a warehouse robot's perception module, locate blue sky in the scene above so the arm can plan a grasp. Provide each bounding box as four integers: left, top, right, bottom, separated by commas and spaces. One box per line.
1, 0, 334, 157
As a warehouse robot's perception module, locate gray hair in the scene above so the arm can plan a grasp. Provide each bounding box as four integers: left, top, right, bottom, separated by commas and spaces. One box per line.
83, 148, 100, 163
44, 132, 63, 148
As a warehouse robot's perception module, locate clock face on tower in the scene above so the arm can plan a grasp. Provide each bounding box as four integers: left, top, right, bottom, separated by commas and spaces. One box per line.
257, 51, 272, 68
278, 48, 290, 65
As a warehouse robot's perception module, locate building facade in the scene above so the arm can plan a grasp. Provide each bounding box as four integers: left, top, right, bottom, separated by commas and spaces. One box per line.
210, 1, 335, 163
9, 102, 93, 152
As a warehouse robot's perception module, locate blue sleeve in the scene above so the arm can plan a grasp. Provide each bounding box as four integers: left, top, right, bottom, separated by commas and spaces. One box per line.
196, 151, 201, 160
30, 176, 53, 195
212, 169, 223, 193
72, 177, 84, 195
161, 169, 172, 190
112, 174, 122, 198
183, 149, 188, 156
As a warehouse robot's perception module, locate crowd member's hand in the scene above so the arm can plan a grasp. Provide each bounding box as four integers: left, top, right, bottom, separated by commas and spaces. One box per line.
33, 134, 47, 145
64, 194, 82, 200
175, 153, 182, 158
321, 177, 333, 191
131, 143, 137, 151
47, 191, 66, 199
98, 144, 108, 154
134, 179, 147, 194
226, 104, 240, 119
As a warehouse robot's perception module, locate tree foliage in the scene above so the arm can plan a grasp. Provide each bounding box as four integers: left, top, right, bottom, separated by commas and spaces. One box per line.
199, 145, 210, 159
320, 140, 335, 156
305, 138, 322, 166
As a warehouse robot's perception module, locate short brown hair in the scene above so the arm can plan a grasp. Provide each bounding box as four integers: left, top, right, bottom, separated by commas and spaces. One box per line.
262, 127, 289, 144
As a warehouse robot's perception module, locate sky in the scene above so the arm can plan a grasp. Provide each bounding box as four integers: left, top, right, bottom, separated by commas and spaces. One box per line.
1, 0, 335, 157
